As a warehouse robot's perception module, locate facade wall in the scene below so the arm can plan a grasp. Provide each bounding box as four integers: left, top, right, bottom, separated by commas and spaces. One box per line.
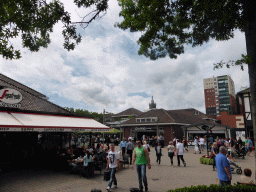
123, 127, 130, 139
164, 125, 183, 146
216, 111, 245, 128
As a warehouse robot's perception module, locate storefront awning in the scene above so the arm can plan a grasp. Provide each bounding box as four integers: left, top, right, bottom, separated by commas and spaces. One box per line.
0, 112, 110, 132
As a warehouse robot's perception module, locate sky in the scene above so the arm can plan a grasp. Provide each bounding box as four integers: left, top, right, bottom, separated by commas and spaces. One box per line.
0, 0, 250, 114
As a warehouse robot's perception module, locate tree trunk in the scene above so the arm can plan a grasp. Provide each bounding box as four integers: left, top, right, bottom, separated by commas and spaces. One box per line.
244, 1, 256, 182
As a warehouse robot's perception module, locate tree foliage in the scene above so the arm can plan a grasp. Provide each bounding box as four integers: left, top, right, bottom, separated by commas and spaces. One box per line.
0, 0, 108, 60
65, 107, 104, 123
116, 0, 251, 60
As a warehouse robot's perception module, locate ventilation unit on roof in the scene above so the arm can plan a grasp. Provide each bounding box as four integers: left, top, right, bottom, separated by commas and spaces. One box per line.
194, 110, 200, 115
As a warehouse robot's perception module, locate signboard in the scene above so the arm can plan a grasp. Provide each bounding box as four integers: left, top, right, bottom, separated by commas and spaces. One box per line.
0, 127, 110, 132
0, 88, 22, 108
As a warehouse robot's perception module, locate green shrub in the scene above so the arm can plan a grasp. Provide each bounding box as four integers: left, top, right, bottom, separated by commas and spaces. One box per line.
200, 157, 213, 165
167, 184, 256, 192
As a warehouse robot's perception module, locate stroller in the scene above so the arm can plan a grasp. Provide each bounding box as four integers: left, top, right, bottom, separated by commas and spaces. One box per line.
230, 163, 242, 174
235, 148, 246, 159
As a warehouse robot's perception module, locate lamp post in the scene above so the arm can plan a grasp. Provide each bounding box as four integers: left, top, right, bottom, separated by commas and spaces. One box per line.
201, 125, 212, 157
103, 109, 105, 125
156, 117, 160, 136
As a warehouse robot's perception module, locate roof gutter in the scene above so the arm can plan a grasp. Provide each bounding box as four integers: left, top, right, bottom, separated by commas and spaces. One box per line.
121, 123, 190, 127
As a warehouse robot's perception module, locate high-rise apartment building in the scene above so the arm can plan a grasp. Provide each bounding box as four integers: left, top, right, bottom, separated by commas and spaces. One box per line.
203, 75, 236, 116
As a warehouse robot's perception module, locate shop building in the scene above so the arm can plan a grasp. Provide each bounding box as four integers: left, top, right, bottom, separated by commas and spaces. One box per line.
236, 87, 253, 138
121, 108, 229, 146
0, 73, 109, 171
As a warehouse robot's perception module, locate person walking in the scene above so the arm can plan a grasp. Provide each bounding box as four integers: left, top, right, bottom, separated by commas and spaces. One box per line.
126, 138, 134, 165
167, 141, 175, 166
106, 144, 120, 191
119, 138, 127, 157
182, 137, 188, 152
199, 137, 205, 151
131, 140, 151, 192
247, 137, 254, 156
155, 142, 162, 165
194, 137, 201, 154
215, 146, 232, 186
176, 139, 186, 167
211, 142, 218, 171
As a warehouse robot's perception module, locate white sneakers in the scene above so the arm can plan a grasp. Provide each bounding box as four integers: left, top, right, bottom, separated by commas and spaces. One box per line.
107, 185, 117, 191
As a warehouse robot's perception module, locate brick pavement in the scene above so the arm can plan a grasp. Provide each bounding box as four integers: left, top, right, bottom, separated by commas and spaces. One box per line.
0, 146, 255, 192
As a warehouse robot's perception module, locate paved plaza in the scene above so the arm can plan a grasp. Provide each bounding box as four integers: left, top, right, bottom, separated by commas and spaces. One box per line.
0, 146, 255, 192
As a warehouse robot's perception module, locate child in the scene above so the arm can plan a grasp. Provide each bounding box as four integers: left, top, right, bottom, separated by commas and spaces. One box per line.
227, 154, 238, 167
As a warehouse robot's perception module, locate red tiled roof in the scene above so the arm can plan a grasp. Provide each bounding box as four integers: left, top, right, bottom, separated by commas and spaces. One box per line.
122, 108, 218, 126
113, 108, 143, 117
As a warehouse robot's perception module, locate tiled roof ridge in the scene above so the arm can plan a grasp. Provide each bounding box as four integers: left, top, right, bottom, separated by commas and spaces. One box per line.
162, 108, 175, 122
0, 74, 71, 114
0, 73, 46, 97
167, 108, 198, 112
115, 107, 142, 116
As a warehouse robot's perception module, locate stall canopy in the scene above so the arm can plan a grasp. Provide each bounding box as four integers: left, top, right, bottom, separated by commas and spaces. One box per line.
0, 111, 110, 132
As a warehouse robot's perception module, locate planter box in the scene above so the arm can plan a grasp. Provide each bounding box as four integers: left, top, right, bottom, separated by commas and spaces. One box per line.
200, 157, 213, 165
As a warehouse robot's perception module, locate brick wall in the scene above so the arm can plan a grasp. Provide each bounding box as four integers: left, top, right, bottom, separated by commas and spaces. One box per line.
123, 127, 130, 139
164, 125, 184, 146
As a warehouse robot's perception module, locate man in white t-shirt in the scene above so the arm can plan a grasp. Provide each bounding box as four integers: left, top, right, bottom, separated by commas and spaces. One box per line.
199, 137, 205, 151
176, 139, 186, 167
106, 144, 120, 191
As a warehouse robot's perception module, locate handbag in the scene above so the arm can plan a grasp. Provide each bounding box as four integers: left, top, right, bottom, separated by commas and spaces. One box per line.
148, 147, 150, 152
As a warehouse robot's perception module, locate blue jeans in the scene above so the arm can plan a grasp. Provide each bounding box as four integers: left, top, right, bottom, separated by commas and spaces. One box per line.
108, 168, 117, 187
136, 164, 148, 189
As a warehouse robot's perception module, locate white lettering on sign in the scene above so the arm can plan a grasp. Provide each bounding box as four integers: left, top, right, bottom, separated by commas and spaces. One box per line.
236, 116, 245, 128
44, 128, 64, 132
0, 102, 21, 108
0, 127, 9, 131
21, 128, 34, 131
0, 88, 22, 104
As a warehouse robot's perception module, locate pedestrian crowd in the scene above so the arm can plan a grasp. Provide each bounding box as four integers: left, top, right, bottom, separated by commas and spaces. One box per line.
105, 135, 189, 192
208, 136, 255, 186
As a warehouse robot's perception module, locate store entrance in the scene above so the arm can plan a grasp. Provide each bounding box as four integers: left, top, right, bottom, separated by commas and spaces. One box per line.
136, 131, 156, 141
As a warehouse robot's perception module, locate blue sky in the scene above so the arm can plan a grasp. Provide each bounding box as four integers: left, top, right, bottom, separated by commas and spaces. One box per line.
0, 0, 249, 114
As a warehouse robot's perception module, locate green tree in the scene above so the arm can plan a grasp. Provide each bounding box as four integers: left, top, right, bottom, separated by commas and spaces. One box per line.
116, 0, 256, 179
0, 0, 108, 59
65, 107, 104, 123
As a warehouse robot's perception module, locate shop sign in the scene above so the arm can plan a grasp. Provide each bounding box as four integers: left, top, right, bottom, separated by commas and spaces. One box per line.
0, 88, 22, 108
0, 127, 110, 132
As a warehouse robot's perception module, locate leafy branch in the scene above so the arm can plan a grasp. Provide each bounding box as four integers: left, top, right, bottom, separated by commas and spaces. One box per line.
213, 54, 252, 71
